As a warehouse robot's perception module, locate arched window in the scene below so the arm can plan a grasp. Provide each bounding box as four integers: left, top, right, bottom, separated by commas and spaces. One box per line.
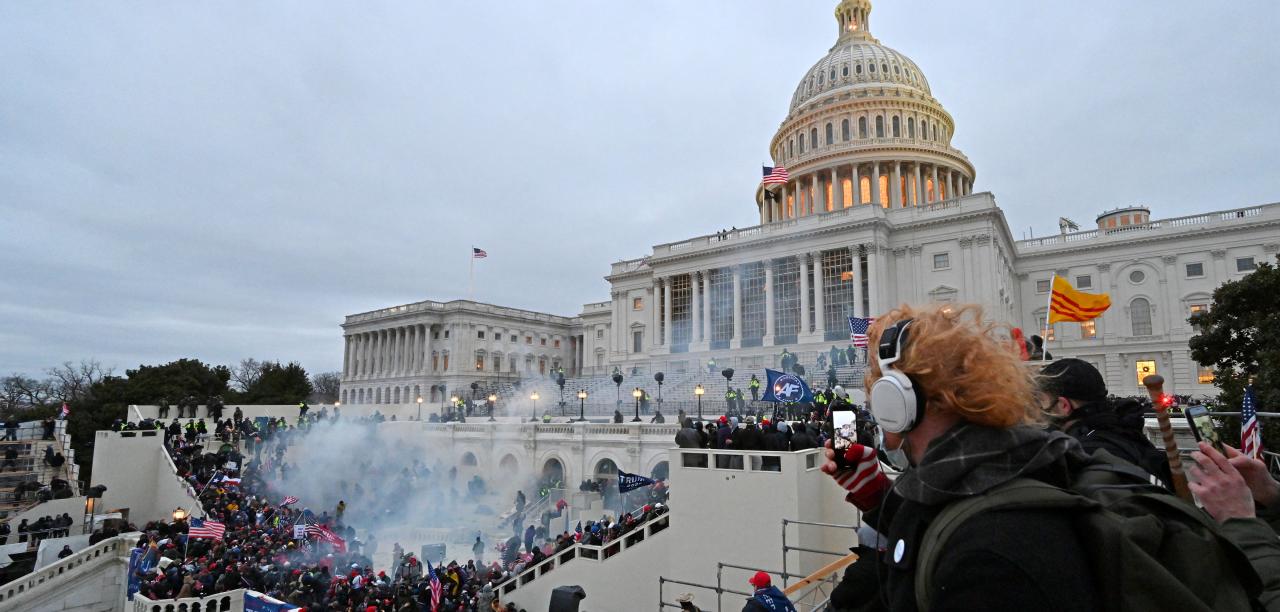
892, 116, 901, 137
788, 138, 794, 158
842, 65, 849, 77
882, 63, 888, 73
810, 127, 818, 148
825, 123, 834, 145
894, 64, 900, 74
841, 119, 850, 141
1131, 298, 1153, 336
798, 133, 805, 153
858, 116, 867, 138
907, 117, 915, 139
875, 116, 884, 138
829, 68, 836, 81
921, 120, 929, 141
869, 63, 876, 73
856, 63, 863, 75
818, 72, 824, 85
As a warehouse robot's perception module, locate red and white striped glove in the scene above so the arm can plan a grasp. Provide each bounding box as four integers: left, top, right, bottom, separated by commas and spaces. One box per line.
832, 443, 890, 511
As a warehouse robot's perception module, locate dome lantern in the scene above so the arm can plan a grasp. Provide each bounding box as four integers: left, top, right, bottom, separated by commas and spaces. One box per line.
836, 0, 874, 41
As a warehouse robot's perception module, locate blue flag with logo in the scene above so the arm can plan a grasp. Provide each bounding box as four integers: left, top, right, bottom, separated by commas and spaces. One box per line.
761, 368, 814, 404
617, 471, 657, 493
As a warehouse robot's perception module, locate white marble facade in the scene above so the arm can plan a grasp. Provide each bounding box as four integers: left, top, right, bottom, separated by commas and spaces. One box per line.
340, 0, 1280, 404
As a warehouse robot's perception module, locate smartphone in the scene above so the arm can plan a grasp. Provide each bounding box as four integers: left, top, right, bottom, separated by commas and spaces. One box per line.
830, 408, 857, 469
1184, 405, 1224, 453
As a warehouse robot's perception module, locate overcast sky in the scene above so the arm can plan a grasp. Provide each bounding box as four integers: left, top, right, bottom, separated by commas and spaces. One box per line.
2, 1, 1277, 379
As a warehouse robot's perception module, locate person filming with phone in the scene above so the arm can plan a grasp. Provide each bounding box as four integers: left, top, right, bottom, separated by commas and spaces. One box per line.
821, 304, 1262, 611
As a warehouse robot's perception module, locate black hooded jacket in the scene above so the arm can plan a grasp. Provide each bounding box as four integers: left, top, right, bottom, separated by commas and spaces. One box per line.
1062, 398, 1174, 491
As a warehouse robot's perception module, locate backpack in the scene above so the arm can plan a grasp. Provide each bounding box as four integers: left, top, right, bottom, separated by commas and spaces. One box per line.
914, 451, 1261, 612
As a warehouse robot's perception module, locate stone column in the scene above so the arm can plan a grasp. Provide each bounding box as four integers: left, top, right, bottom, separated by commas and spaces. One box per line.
831, 167, 840, 210
691, 272, 702, 343
799, 254, 811, 334
342, 335, 351, 379
731, 266, 742, 347
811, 174, 820, 215
812, 251, 826, 339
374, 330, 384, 378
871, 162, 881, 207
396, 327, 406, 375
853, 165, 863, 205
890, 162, 901, 208
852, 246, 864, 318
867, 246, 880, 316
913, 163, 923, 206
947, 169, 956, 200
930, 165, 939, 203
763, 260, 776, 343
663, 277, 673, 346
359, 333, 369, 378
781, 185, 789, 219
702, 269, 713, 343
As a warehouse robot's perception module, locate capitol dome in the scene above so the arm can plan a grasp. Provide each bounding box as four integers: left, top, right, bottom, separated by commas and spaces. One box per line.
758, 0, 975, 224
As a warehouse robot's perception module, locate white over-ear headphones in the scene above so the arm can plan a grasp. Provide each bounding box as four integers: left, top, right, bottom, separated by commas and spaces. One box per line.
869, 319, 926, 433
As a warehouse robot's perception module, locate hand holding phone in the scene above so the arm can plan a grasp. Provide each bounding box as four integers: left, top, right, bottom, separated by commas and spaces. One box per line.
1184, 405, 1224, 453
830, 408, 857, 470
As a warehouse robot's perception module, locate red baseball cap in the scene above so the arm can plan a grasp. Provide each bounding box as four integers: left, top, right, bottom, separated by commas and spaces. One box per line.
749, 571, 771, 588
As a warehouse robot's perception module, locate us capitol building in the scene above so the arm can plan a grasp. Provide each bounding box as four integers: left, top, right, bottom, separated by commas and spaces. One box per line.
338, 0, 1278, 406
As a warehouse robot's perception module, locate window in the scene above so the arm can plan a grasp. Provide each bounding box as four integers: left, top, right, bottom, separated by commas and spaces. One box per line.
799, 133, 806, 153
1198, 365, 1215, 384
875, 116, 884, 138
433, 331, 440, 340
510, 334, 517, 342
1185, 262, 1204, 278
1036, 279, 1050, 294
1237, 257, 1257, 272
554, 339, 561, 348
1129, 270, 1146, 284
817, 72, 824, 85
810, 128, 818, 149
788, 139, 793, 158
1075, 275, 1092, 289
1036, 315, 1055, 341
526, 336, 532, 344
841, 119, 850, 141
540, 338, 547, 346
477, 331, 485, 339
596, 328, 604, 339
856, 63, 863, 74
829, 68, 835, 81
444, 330, 450, 338
1081, 320, 1097, 339
858, 117, 868, 138
475, 354, 485, 371
1130, 298, 1153, 336
932, 253, 950, 270
869, 62, 876, 73
442, 354, 449, 370
892, 116, 900, 137
1189, 303, 1209, 330
633, 297, 643, 310
908, 117, 915, 139
1135, 360, 1157, 386
893, 64, 900, 74
633, 331, 643, 353
842, 65, 849, 77
825, 123, 834, 145
882, 63, 888, 73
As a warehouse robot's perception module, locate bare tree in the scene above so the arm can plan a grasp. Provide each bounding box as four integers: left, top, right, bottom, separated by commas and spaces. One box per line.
46, 359, 112, 404
230, 358, 264, 392
1, 374, 52, 411
310, 371, 341, 403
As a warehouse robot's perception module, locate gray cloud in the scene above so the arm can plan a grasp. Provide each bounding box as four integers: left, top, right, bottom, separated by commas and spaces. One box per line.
2, 1, 1277, 377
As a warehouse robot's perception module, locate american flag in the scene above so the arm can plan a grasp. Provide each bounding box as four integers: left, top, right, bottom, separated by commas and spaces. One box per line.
59, 402, 70, 420
187, 518, 225, 540
426, 560, 443, 611
305, 523, 346, 552
762, 166, 789, 185
280, 495, 299, 507
1241, 386, 1263, 460
848, 316, 873, 348
472, 247, 487, 259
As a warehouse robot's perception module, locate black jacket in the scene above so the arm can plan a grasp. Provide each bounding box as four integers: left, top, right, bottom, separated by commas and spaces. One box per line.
734, 425, 764, 451
1063, 399, 1174, 491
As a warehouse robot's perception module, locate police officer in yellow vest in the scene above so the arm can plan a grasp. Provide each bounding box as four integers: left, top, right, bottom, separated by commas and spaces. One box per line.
749, 375, 761, 402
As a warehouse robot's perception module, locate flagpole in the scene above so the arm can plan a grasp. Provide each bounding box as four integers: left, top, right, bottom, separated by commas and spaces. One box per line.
468, 247, 475, 302
1042, 275, 1054, 363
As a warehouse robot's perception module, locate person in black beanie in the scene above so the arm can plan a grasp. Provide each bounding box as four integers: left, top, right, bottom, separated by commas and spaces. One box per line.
1037, 358, 1173, 491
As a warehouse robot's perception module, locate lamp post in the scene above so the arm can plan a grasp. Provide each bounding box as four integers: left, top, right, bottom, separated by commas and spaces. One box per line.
576, 389, 587, 422
416, 396, 423, 421
488, 393, 497, 422
531, 391, 539, 422
694, 384, 704, 421
449, 395, 459, 420
172, 507, 188, 523
632, 387, 642, 422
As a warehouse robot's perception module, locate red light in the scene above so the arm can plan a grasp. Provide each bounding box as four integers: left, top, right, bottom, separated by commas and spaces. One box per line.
1160, 395, 1175, 408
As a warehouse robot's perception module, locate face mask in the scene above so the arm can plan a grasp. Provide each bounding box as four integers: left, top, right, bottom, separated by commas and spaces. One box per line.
877, 428, 911, 471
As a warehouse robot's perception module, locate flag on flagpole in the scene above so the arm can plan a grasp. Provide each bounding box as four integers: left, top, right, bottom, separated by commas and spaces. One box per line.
280, 496, 299, 507
761, 368, 814, 404
1048, 275, 1111, 323
762, 166, 789, 185
187, 518, 226, 540
211, 474, 241, 487
426, 560, 443, 612
305, 523, 346, 552
617, 471, 657, 493
472, 247, 488, 259
848, 316, 873, 348
1241, 386, 1263, 460
59, 402, 70, 420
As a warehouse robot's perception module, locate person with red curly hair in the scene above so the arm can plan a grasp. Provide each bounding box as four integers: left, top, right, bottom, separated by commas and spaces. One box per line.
823, 303, 1100, 611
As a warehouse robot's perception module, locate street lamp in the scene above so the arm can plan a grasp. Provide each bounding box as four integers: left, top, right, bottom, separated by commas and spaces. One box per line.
694, 384, 704, 421
450, 395, 459, 420
172, 507, 188, 522
531, 391, 540, 422
576, 389, 587, 422
416, 396, 423, 421
632, 387, 642, 422
488, 393, 497, 422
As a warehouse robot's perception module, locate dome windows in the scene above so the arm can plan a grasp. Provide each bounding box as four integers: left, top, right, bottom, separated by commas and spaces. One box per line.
869, 63, 876, 73
875, 116, 885, 138
858, 116, 868, 138
841, 119, 850, 141
842, 65, 849, 77
829, 68, 836, 81
810, 127, 819, 149
799, 133, 806, 154
892, 116, 900, 137
856, 64, 863, 75
907, 117, 915, 139
893, 65, 900, 75
788, 138, 794, 158
882, 63, 888, 73
825, 123, 834, 145
818, 73, 825, 85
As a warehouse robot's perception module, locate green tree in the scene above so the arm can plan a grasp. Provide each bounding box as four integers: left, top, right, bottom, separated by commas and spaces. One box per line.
239, 361, 313, 404
1189, 255, 1280, 450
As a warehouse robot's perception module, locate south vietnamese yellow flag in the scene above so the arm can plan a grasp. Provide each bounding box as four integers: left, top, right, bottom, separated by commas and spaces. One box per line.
1048, 275, 1111, 323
